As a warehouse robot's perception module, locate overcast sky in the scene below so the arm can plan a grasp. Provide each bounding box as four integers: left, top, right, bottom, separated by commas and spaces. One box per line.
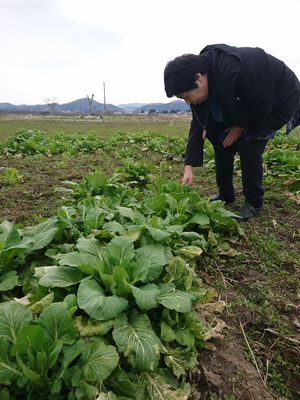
1, 0, 300, 106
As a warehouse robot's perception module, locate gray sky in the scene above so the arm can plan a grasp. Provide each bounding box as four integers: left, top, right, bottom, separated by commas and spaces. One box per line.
1, 0, 300, 106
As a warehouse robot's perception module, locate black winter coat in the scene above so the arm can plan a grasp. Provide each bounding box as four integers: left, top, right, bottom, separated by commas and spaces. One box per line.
185, 44, 300, 166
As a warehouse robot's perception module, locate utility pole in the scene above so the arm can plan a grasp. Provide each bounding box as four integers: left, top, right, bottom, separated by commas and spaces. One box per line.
87, 94, 94, 115
44, 97, 58, 114
103, 82, 106, 113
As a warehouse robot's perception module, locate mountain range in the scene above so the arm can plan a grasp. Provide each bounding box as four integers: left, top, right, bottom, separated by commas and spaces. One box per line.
0, 98, 189, 114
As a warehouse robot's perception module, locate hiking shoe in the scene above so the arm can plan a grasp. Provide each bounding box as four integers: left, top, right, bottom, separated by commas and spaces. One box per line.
210, 194, 235, 205
239, 202, 261, 220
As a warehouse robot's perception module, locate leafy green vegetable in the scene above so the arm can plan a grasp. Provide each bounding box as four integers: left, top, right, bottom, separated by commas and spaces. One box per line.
113, 311, 162, 371
0, 271, 18, 292
79, 342, 119, 381
36, 265, 86, 288
77, 279, 128, 321
0, 302, 32, 344
38, 303, 77, 344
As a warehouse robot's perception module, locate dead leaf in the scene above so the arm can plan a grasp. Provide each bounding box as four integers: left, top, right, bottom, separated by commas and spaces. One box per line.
196, 300, 226, 317
203, 319, 227, 341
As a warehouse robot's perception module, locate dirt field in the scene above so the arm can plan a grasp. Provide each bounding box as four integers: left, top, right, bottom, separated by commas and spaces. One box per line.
0, 114, 299, 400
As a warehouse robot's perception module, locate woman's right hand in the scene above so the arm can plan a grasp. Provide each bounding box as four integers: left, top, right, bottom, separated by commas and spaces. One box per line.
182, 165, 193, 185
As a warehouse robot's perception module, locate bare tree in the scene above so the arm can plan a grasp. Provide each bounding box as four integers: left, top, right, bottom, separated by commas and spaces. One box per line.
44, 97, 58, 114
87, 94, 94, 115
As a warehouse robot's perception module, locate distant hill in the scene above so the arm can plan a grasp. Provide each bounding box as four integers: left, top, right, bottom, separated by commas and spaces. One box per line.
0, 99, 189, 114
133, 100, 189, 113
57, 98, 123, 113
0, 98, 124, 113
0, 102, 47, 112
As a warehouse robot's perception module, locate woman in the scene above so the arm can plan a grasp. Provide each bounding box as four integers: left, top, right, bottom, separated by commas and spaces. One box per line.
164, 44, 300, 219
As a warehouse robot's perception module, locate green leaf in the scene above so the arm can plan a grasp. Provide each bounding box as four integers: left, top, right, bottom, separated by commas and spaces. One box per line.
116, 206, 135, 221
59, 251, 98, 268
180, 231, 205, 241
57, 205, 76, 226
103, 221, 125, 234
16, 353, 40, 382
107, 368, 138, 398
51, 378, 62, 394
14, 325, 49, 354
144, 194, 168, 213
0, 271, 18, 292
27, 349, 36, 370
75, 381, 98, 399
80, 342, 119, 381
63, 293, 78, 311
188, 214, 210, 226
20, 217, 59, 254
77, 279, 128, 321
157, 288, 194, 313
83, 206, 106, 233
160, 321, 176, 343
129, 260, 150, 284
0, 221, 27, 263
174, 328, 195, 348
48, 341, 64, 369
0, 387, 10, 400
35, 351, 48, 375
102, 236, 135, 270
113, 311, 161, 371
163, 257, 195, 290
98, 270, 117, 293
166, 225, 184, 234
94, 229, 115, 241
122, 229, 141, 242
132, 284, 160, 310
38, 303, 77, 344
62, 340, 85, 368
76, 237, 103, 259
0, 220, 21, 250
0, 302, 32, 344
163, 346, 197, 377
0, 339, 21, 384
112, 266, 132, 297
146, 226, 171, 241
161, 308, 179, 328
135, 245, 170, 282
36, 265, 86, 287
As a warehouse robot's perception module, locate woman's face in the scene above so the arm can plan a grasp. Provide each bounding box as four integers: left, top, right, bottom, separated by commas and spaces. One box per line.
177, 73, 208, 105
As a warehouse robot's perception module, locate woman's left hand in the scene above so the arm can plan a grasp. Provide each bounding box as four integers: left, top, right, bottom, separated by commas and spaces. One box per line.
223, 126, 244, 147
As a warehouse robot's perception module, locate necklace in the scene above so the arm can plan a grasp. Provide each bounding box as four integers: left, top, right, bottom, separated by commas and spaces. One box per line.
191, 104, 209, 136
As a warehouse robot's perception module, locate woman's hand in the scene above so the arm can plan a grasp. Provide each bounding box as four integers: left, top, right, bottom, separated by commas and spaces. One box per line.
223, 126, 244, 147
182, 165, 193, 185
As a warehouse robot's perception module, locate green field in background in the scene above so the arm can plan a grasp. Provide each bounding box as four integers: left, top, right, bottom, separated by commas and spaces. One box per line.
0, 114, 191, 139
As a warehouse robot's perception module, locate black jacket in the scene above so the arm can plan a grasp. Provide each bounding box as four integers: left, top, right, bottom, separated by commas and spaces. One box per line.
185, 44, 300, 166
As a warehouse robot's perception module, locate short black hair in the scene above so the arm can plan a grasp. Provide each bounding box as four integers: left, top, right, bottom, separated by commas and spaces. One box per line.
164, 54, 208, 97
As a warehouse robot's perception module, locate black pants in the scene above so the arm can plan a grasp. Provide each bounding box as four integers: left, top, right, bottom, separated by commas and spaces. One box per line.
207, 134, 268, 209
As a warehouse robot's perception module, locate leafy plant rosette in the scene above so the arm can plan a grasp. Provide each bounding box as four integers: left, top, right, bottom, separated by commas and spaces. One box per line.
0, 130, 186, 161
0, 171, 241, 399
0, 237, 224, 400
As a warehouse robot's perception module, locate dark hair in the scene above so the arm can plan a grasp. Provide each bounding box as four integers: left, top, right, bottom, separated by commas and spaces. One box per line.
164, 54, 208, 97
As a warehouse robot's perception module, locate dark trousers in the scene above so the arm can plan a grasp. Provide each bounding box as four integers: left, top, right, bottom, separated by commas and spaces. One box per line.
207, 134, 268, 209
